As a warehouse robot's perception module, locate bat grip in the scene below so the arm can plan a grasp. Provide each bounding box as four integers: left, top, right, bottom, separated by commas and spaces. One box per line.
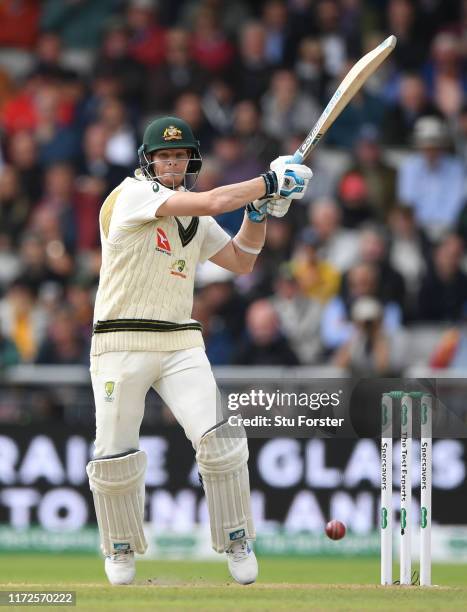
291, 151, 303, 164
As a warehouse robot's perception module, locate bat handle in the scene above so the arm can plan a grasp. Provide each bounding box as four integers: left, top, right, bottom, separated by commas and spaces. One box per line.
291, 151, 304, 164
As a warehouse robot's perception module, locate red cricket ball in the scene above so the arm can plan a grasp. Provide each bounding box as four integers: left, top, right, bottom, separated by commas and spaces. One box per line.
325, 519, 346, 540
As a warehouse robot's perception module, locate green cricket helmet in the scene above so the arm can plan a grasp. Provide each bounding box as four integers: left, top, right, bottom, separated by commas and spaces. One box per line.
138, 116, 202, 188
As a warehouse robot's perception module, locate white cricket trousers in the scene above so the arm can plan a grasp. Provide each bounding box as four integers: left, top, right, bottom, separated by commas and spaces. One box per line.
90, 347, 219, 457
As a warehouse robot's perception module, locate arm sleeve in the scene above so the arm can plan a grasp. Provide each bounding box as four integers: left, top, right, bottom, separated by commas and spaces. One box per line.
114, 180, 176, 228
397, 159, 416, 206
199, 217, 232, 263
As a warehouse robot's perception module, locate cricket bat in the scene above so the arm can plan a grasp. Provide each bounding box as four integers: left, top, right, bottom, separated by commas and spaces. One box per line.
291, 35, 397, 164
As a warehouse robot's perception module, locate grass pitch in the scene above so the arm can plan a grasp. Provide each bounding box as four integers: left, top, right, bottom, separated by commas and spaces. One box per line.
1, 555, 466, 611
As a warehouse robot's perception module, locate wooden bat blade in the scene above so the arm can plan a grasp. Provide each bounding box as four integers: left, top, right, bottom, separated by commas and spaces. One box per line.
292, 35, 397, 163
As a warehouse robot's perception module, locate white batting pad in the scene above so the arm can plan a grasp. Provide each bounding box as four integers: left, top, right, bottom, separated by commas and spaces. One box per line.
87, 450, 148, 556
196, 421, 255, 553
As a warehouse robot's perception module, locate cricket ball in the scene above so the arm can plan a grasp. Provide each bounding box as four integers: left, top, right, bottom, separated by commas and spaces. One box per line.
325, 519, 346, 540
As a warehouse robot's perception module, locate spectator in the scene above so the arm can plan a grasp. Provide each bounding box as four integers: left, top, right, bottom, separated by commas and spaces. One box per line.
1, 72, 42, 135
0, 279, 48, 362
92, 21, 146, 106
261, 0, 292, 67
321, 262, 402, 351
314, 0, 346, 77
33, 32, 75, 81
261, 69, 320, 141
34, 83, 80, 165
388, 206, 429, 319
98, 97, 137, 168
429, 306, 467, 370
0, 67, 15, 119
193, 156, 222, 193
242, 216, 295, 300
351, 224, 406, 309
32, 31, 69, 80
191, 292, 234, 365
294, 37, 332, 106
397, 116, 465, 240
66, 280, 94, 339
308, 197, 360, 272
337, 171, 375, 229
195, 260, 247, 341
36, 305, 90, 365
174, 92, 217, 153
0, 165, 31, 245
193, 262, 241, 365
40, 0, 120, 52
232, 99, 280, 166
0, 234, 21, 292
234, 299, 299, 365
212, 134, 262, 233
418, 233, 467, 322
6, 131, 43, 203
180, 0, 252, 36
232, 21, 273, 101
144, 28, 208, 114
201, 80, 235, 135
74, 175, 105, 253
0, 0, 40, 50
386, 0, 426, 70
190, 6, 235, 75
270, 263, 323, 364
326, 66, 385, 148
126, 0, 167, 68
290, 227, 341, 304
453, 103, 467, 166
381, 73, 441, 147
0, 328, 20, 370
334, 296, 408, 376
17, 233, 66, 294
348, 125, 397, 220
424, 32, 466, 119
29, 162, 77, 253
76, 68, 121, 128
78, 122, 128, 193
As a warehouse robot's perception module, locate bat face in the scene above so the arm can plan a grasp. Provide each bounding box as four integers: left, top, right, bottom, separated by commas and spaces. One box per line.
292, 35, 397, 164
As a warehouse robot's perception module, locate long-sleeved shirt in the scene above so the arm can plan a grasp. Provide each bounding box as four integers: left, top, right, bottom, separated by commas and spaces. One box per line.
397, 153, 465, 237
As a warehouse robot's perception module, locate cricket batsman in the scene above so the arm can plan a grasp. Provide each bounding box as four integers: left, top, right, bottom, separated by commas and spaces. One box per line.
86, 116, 312, 585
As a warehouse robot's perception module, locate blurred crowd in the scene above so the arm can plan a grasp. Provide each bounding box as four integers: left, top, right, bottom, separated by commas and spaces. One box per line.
0, 0, 466, 379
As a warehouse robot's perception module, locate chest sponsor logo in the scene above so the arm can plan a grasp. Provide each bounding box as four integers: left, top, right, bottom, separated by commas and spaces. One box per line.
170, 259, 187, 279
156, 228, 172, 254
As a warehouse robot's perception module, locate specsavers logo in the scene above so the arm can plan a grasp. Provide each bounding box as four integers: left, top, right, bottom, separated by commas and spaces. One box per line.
156, 228, 172, 255
170, 259, 187, 279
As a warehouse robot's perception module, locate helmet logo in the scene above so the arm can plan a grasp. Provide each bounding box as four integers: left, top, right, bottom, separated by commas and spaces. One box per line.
163, 126, 183, 141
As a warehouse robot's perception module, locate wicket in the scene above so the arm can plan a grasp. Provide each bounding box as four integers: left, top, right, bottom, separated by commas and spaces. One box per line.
381, 391, 432, 586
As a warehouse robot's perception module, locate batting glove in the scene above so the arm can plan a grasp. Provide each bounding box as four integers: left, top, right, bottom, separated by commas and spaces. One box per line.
246, 199, 268, 223
266, 196, 292, 218
269, 155, 313, 199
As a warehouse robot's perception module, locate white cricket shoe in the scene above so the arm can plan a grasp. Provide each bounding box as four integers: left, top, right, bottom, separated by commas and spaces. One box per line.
105, 550, 135, 585
226, 540, 258, 585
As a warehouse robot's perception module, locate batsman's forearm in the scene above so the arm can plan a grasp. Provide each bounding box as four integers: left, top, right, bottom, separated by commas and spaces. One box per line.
232, 213, 267, 272
210, 177, 267, 214
232, 213, 266, 272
